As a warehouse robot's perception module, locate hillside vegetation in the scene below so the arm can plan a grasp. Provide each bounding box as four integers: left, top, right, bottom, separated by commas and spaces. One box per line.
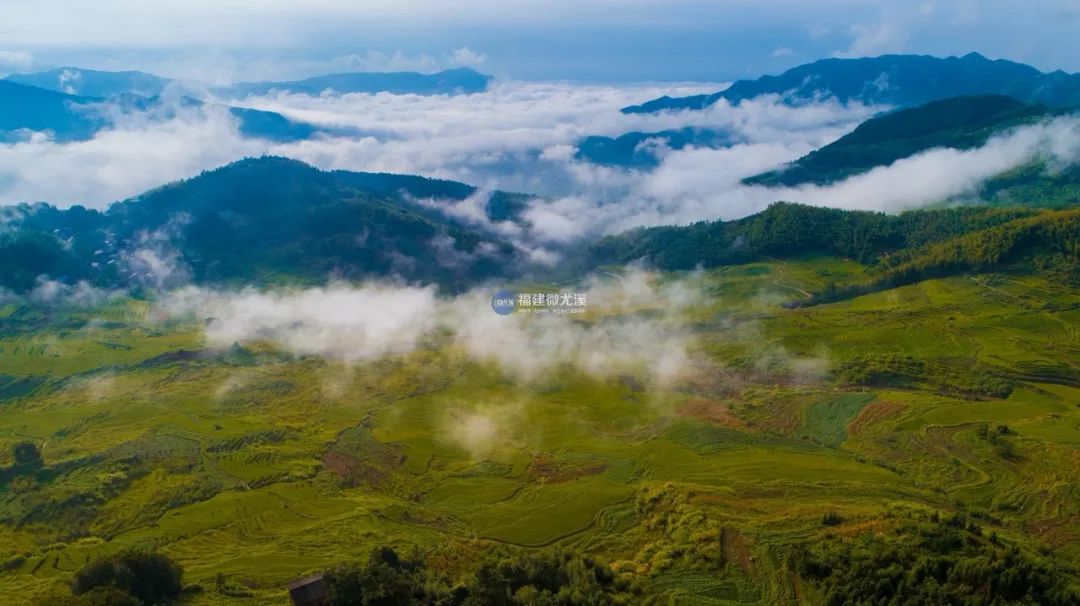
2, 252, 1079, 604
593, 203, 1080, 306
744, 95, 1065, 187
0, 158, 532, 292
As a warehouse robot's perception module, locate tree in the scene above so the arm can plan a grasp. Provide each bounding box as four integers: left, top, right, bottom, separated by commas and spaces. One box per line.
13, 441, 42, 467
72, 551, 183, 605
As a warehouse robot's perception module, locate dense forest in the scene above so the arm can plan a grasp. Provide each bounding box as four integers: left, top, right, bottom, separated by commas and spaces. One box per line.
591, 202, 1080, 304
744, 95, 1065, 187
0, 158, 532, 293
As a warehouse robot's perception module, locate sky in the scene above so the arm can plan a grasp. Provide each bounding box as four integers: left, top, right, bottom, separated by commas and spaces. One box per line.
1, 0, 1079, 82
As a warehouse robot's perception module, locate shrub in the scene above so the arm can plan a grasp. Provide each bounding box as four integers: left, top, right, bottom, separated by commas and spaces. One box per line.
71, 551, 183, 605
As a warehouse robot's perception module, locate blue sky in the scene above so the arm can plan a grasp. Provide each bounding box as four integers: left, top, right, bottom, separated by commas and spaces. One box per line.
1, 0, 1078, 82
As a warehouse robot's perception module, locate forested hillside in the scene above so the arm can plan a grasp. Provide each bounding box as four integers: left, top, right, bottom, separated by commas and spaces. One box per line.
0, 158, 530, 292
591, 202, 1080, 305
745, 95, 1065, 187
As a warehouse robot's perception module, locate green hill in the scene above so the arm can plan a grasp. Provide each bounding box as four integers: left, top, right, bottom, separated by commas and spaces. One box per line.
592, 201, 1080, 309
0, 158, 532, 292
745, 95, 1064, 187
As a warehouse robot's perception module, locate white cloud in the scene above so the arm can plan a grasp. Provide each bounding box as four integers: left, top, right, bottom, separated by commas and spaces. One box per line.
1, 79, 1074, 258
163, 268, 704, 383
835, 22, 908, 58
0, 49, 33, 72
0, 80, 724, 207
448, 47, 487, 67
0, 105, 264, 206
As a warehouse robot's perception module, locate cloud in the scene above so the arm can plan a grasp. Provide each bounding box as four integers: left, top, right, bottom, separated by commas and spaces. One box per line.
1, 79, 1075, 260
0, 104, 265, 206
0, 50, 33, 72
806, 23, 832, 39
315, 46, 485, 75
166, 282, 442, 363
448, 47, 487, 68
835, 22, 908, 58
120, 219, 193, 290
771, 47, 794, 58
162, 268, 704, 384
28, 277, 123, 306
542, 114, 1080, 233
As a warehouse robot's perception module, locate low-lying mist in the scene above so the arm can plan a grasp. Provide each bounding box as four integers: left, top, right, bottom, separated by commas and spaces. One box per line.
162, 269, 706, 384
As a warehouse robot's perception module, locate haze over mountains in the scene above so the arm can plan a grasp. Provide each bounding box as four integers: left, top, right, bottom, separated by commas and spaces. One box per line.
623, 52, 1080, 114
217, 67, 492, 98
1, 51, 1078, 296
0, 66, 494, 143
0, 79, 317, 143
4, 67, 173, 97
3, 66, 492, 99
579, 53, 1080, 169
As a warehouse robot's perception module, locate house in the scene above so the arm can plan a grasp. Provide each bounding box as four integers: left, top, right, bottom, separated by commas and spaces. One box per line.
287, 573, 329, 606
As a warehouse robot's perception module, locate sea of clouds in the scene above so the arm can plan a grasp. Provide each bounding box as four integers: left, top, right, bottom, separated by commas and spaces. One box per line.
0, 80, 1073, 261
2, 79, 1077, 249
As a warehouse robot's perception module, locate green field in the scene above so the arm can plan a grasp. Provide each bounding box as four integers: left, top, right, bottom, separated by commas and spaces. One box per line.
1, 259, 1079, 604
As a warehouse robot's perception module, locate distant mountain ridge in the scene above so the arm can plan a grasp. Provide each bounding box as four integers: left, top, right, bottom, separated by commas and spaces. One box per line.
4, 67, 172, 97
574, 53, 1080, 171
218, 67, 493, 98
0, 80, 316, 143
623, 53, 1080, 114
3, 66, 494, 99
575, 127, 738, 168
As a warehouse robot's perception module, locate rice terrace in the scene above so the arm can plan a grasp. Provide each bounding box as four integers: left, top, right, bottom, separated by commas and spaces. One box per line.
2, 1, 1080, 605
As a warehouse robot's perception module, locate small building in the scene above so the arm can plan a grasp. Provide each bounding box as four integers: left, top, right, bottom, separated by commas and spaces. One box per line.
287, 573, 329, 606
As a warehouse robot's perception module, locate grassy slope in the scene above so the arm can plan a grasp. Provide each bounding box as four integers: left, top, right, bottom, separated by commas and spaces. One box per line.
0, 260, 1078, 604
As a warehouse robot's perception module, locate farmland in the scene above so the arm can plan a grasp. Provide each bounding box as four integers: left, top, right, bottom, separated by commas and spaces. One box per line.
1, 258, 1079, 604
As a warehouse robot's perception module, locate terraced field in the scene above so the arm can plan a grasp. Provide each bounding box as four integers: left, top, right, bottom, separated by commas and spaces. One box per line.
1, 259, 1079, 603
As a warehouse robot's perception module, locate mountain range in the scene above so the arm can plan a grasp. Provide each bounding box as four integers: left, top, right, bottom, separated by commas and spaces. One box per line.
3, 53, 1079, 296
0, 66, 494, 143
622, 52, 1080, 114
217, 67, 492, 98
578, 53, 1080, 170
4, 67, 174, 98
3, 66, 493, 99
0, 80, 316, 143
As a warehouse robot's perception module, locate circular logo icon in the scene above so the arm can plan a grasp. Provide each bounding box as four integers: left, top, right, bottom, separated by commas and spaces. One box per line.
491, 290, 517, 315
